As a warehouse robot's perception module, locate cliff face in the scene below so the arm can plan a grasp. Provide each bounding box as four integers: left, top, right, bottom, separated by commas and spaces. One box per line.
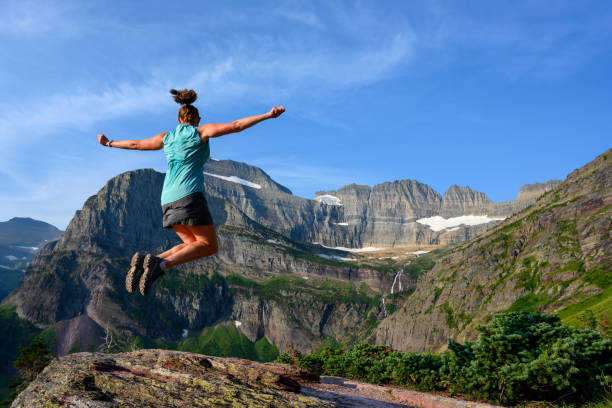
0, 158, 575, 361
373, 150, 611, 352
204, 160, 557, 248
2, 168, 387, 356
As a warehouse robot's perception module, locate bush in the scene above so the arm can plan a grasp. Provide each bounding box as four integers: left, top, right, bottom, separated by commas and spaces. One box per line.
285, 312, 612, 405
441, 312, 612, 404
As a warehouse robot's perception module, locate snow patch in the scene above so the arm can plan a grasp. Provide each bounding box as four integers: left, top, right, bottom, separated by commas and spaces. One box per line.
204, 172, 262, 189
266, 239, 278, 244
234, 321, 242, 328
317, 254, 356, 262
210, 157, 220, 161
317, 244, 383, 253
446, 227, 460, 232
314, 194, 342, 206
416, 215, 506, 232
5, 255, 18, 261
182, 329, 188, 338
302, 276, 309, 280
0, 265, 11, 269
407, 250, 430, 256
334, 222, 349, 226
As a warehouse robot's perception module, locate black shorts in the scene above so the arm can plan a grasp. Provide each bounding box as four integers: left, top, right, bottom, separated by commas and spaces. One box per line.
162, 192, 214, 228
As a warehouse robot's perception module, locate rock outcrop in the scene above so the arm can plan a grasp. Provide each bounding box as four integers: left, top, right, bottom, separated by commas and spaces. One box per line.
12, 349, 503, 408
11, 349, 333, 407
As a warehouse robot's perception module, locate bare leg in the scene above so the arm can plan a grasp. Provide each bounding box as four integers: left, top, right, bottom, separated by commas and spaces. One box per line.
162, 225, 218, 268
156, 225, 196, 259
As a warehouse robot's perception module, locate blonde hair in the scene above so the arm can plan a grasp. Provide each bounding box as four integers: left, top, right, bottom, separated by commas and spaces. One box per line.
170, 89, 199, 125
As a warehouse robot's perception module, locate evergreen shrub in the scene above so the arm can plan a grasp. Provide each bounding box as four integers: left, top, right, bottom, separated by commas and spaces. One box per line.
282, 312, 612, 405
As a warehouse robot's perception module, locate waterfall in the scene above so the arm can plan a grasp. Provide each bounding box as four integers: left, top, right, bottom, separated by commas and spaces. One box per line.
381, 296, 388, 317
391, 268, 404, 294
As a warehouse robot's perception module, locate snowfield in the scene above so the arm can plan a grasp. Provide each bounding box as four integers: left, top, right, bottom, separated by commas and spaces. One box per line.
407, 250, 430, 256
314, 194, 342, 205
204, 172, 262, 189
315, 244, 383, 253
317, 254, 356, 261
416, 215, 506, 232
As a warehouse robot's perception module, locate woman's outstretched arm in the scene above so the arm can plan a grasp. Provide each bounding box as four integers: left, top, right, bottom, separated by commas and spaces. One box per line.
97, 132, 167, 150
198, 106, 285, 142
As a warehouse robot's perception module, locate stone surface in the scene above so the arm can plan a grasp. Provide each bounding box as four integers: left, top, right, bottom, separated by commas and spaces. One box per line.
12, 350, 506, 408
11, 349, 334, 407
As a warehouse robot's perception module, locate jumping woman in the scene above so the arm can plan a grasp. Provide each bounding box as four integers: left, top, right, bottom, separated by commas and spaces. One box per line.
97, 89, 285, 296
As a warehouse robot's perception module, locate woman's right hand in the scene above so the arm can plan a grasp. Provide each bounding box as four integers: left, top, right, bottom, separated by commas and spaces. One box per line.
98, 133, 109, 146
268, 106, 285, 118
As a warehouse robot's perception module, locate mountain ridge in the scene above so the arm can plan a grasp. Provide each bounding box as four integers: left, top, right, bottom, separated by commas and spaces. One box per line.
373, 148, 611, 352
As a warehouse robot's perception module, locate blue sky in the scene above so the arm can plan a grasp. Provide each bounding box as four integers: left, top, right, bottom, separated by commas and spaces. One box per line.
1, 0, 611, 229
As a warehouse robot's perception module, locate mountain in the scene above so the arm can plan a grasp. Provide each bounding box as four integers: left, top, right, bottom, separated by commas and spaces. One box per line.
373, 149, 611, 352
0, 218, 63, 301
0, 156, 576, 402
204, 159, 559, 248
2, 169, 389, 359
0, 217, 63, 247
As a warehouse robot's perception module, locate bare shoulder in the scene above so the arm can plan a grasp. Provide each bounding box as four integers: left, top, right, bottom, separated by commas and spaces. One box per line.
198, 123, 236, 142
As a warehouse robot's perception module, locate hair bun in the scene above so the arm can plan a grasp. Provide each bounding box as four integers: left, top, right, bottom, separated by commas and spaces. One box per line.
169, 89, 197, 105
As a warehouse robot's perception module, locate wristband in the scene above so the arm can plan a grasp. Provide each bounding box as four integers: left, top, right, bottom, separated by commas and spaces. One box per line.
107, 140, 114, 147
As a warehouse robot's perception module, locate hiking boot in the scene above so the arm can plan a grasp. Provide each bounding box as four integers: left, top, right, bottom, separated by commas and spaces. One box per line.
125, 252, 144, 293
140, 254, 165, 296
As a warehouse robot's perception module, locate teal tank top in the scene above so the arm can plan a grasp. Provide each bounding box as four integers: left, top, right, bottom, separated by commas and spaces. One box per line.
161, 124, 210, 205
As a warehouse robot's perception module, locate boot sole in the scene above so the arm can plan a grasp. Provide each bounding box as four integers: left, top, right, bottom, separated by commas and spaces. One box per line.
126, 253, 144, 293
140, 255, 165, 296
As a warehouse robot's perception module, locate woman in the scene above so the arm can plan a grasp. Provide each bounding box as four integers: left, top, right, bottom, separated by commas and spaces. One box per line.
97, 89, 285, 296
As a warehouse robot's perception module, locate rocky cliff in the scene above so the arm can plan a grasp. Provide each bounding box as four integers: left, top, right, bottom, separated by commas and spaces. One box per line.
0, 156, 580, 385
373, 150, 611, 352
2, 169, 389, 358
205, 160, 557, 248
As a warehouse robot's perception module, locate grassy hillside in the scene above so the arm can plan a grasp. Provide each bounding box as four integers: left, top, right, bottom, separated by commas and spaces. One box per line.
374, 149, 612, 352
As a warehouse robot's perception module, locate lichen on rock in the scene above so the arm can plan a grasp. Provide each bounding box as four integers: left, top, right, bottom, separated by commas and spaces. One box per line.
11, 349, 333, 407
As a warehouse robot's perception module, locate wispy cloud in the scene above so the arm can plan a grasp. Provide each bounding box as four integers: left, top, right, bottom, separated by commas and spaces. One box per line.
0, 2, 415, 226
0, 7, 414, 144
0, 1, 83, 37
420, 1, 612, 77
274, 7, 326, 30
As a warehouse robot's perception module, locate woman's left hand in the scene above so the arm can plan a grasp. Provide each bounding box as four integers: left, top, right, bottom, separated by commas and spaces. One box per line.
98, 133, 109, 146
